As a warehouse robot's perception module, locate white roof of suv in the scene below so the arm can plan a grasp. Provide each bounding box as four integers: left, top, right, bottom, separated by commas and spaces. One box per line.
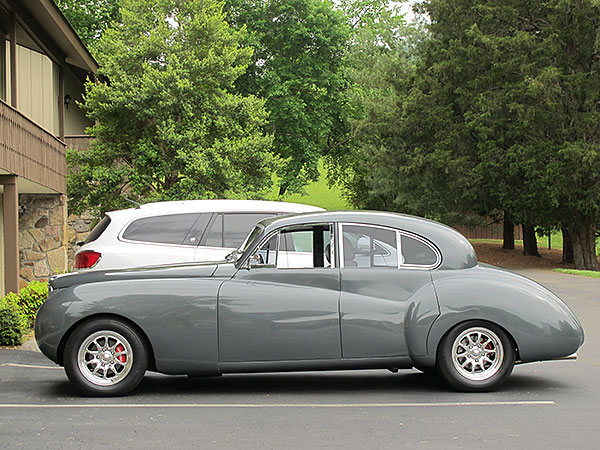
107, 199, 322, 219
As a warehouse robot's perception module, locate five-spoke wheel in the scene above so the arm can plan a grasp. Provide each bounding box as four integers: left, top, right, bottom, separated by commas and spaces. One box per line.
438, 321, 515, 392
64, 319, 148, 396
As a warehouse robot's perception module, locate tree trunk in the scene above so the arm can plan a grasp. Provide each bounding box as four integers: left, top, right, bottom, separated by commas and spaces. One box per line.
522, 224, 540, 256
570, 223, 599, 271
562, 227, 574, 264
502, 213, 515, 250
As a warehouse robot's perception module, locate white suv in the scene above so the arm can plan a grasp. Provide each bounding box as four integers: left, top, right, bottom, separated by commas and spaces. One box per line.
74, 200, 323, 271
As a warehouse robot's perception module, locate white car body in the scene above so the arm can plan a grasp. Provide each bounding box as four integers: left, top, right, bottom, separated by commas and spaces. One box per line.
74, 200, 323, 271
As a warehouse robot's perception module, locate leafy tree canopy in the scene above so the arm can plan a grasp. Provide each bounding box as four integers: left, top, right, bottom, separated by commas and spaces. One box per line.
224, 0, 351, 195
55, 0, 121, 53
68, 0, 277, 216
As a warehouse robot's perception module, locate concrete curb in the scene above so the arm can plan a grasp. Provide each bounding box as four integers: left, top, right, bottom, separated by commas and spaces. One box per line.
19, 338, 40, 353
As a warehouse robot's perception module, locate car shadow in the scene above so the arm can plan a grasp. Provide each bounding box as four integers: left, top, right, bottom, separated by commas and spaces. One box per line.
45, 370, 569, 399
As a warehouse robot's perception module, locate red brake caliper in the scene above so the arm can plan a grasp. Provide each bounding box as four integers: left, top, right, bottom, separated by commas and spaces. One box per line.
115, 344, 126, 363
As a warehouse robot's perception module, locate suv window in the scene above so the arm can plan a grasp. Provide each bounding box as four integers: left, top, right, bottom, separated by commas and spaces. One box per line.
121, 213, 199, 245
205, 213, 277, 248
84, 216, 111, 244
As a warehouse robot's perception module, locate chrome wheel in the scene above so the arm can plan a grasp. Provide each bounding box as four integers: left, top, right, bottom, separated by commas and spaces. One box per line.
77, 330, 133, 386
451, 327, 503, 381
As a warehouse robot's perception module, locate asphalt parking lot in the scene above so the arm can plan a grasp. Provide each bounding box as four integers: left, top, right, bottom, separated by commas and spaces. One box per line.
1, 270, 599, 449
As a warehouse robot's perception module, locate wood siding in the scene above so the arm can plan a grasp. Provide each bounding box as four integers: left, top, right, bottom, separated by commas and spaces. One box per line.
0, 99, 66, 193
65, 135, 93, 152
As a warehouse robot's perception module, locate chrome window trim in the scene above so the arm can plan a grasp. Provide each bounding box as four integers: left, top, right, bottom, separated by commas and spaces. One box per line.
339, 222, 442, 270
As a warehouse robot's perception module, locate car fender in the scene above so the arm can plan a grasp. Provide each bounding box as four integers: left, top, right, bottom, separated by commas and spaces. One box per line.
37, 278, 223, 376
426, 266, 584, 363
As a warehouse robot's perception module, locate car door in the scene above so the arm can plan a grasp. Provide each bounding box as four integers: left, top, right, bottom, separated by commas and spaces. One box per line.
339, 223, 440, 359
218, 224, 341, 362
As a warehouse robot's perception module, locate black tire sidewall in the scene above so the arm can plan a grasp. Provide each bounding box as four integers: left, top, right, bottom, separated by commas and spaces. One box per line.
64, 319, 148, 397
438, 320, 515, 392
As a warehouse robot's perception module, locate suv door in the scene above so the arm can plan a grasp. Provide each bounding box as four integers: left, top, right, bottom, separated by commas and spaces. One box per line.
218, 224, 341, 362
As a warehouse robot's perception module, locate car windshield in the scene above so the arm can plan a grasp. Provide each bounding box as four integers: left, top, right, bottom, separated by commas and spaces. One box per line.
237, 225, 264, 255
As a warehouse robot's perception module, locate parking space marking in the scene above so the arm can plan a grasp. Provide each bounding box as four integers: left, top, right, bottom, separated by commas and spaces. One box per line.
1, 363, 62, 370
0, 401, 555, 409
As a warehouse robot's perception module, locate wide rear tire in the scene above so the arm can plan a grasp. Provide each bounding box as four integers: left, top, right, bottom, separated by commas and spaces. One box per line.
64, 319, 148, 397
437, 321, 515, 392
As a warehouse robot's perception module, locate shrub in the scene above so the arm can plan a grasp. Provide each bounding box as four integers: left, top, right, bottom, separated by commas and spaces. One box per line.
0, 296, 25, 346
0, 280, 48, 346
16, 281, 49, 328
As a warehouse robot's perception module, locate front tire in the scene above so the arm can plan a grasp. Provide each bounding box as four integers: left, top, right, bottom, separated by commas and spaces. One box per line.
437, 321, 515, 392
64, 319, 148, 396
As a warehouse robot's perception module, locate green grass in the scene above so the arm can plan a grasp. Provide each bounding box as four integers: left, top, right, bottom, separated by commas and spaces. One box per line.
266, 160, 351, 210
553, 268, 600, 278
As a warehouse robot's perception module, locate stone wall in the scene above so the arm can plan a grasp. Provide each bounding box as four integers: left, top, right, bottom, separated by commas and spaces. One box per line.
19, 194, 68, 288
66, 212, 96, 270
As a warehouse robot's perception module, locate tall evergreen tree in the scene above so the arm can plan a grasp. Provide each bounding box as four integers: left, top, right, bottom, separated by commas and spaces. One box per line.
344, 0, 600, 270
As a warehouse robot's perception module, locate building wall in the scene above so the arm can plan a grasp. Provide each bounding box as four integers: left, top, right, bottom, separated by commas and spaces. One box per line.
64, 69, 93, 136
6, 42, 60, 136
67, 212, 95, 270
19, 194, 67, 288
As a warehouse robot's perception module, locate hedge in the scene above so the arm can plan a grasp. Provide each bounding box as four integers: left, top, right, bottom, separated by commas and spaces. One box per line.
0, 281, 49, 346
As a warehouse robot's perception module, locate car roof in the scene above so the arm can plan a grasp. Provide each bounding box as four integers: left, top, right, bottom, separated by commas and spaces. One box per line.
105, 199, 324, 220
242, 210, 477, 270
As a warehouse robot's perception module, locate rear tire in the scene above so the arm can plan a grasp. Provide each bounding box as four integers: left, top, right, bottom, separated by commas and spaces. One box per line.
64, 319, 148, 397
437, 321, 515, 392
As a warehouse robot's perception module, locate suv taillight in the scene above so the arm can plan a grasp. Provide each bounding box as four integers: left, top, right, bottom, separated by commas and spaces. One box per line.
75, 251, 101, 269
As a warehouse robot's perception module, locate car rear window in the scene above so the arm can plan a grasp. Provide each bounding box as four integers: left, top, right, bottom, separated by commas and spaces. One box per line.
84, 216, 111, 244
401, 235, 438, 266
121, 213, 199, 245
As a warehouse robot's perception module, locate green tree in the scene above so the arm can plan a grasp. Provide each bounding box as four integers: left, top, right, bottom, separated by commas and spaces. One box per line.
344, 0, 600, 270
55, 0, 121, 53
224, 0, 351, 195
68, 0, 276, 216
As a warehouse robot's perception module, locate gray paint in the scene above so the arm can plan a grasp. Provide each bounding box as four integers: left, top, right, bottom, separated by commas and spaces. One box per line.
35, 211, 584, 380
339, 268, 438, 358
219, 268, 340, 361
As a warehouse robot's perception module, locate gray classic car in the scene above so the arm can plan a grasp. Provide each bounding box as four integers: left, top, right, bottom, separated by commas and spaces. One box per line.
35, 211, 584, 396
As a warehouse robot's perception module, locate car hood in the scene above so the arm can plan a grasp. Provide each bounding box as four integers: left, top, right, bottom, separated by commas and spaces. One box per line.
50, 261, 221, 290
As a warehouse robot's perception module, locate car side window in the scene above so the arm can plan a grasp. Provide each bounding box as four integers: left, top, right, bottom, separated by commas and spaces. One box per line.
121, 214, 199, 245
204, 213, 277, 248
401, 234, 438, 266
250, 224, 333, 269
224, 213, 277, 248
341, 224, 398, 268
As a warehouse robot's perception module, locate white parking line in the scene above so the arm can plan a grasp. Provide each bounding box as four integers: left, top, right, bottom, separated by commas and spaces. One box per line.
1, 363, 62, 370
0, 401, 555, 409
